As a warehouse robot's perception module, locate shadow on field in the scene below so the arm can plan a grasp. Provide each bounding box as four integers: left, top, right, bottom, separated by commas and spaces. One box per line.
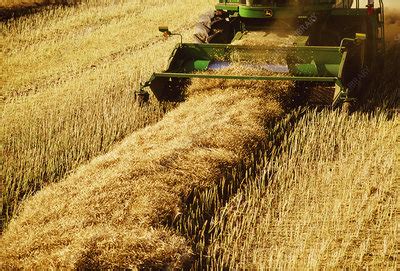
0, 0, 78, 21
385, 8, 400, 45
361, 44, 400, 111
355, 9, 400, 111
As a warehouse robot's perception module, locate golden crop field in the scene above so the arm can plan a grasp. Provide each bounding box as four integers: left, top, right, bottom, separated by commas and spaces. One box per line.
208, 110, 399, 269
0, 0, 399, 269
1, 0, 215, 226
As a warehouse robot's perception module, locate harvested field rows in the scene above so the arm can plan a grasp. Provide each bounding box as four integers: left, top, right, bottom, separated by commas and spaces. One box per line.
0, 69, 292, 269
1, 0, 214, 226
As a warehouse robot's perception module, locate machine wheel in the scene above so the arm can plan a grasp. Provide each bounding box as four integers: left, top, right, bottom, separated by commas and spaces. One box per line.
194, 12, 231, 44
341, 100, 352, 114
135, 90, 150, 106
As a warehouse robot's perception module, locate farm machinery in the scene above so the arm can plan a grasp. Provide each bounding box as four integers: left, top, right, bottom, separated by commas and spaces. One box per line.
137, 0, 385, 109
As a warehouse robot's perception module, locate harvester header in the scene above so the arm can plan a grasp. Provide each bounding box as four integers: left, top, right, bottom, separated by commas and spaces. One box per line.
137, 0, 385, 110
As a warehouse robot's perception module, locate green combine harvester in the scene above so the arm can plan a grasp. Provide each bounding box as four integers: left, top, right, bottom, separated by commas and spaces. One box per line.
137, 0, 385, 109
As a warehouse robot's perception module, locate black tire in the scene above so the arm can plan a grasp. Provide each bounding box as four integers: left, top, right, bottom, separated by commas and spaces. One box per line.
135, 91, 149, 106
193, 12, 231, 44
341, 100, 352, 114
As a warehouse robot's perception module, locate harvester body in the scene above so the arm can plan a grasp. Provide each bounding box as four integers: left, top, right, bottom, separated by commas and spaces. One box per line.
139, 0, 385, 108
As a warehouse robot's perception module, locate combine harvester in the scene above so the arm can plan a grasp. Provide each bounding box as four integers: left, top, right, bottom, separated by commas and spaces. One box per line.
137, 0, 385, 110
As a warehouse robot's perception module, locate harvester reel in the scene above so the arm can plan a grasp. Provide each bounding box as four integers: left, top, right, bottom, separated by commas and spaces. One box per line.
341, 100, 353, 114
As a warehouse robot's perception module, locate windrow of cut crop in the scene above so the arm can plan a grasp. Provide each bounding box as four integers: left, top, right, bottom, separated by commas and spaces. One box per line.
171, 108, 307, 270
0, 66, 294, 269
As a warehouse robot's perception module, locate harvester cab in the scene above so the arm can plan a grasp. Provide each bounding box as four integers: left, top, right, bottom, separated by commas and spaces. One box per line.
137, 0, 385, 109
